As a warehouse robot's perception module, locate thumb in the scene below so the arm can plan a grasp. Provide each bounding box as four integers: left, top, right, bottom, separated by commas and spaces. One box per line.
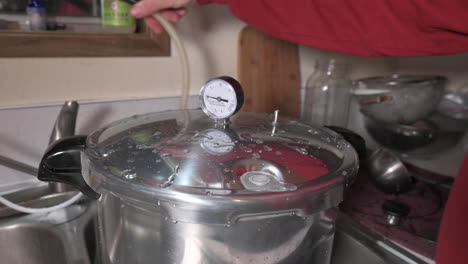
130, 0, 174, 18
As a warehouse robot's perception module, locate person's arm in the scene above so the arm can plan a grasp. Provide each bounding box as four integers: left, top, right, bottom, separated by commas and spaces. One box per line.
436, 154, 468, 264
198, 0, 468, 57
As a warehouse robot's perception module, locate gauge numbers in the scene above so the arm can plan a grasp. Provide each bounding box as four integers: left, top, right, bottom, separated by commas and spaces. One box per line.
199, 77, 243, 120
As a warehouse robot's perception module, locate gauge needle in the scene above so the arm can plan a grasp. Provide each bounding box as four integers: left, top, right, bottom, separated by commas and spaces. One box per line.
207, 96, 228, 103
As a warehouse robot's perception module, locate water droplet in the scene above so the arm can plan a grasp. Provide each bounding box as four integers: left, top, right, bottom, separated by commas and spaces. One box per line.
263, 145, 273, 151
184, 149, 190, 153
223, 168, 231, 173
224, 224, 230, 228
121, 170, 137, 180
252, 153, 261, 159
136, 143, 157, 150
240, 145, 253, 153
338, 141, 351, 149
172, 204, 176, 207
164, 216, 169, 221
157, 200, 161, 206
295, 147, 308, 155
156, 159, 162, 163
342, 171, 348, 176
255, 139, 264, 144
275, 151, 282, 156
161, 153, 171, 157
206, 191, 212, 196
171, 220, 178, 224
258, 149, 263, 154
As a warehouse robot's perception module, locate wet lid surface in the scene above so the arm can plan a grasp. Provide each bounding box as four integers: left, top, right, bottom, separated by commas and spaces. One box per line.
84, 110, 357, 196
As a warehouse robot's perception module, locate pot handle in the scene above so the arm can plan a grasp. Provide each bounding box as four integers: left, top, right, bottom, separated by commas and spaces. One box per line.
38, 135, 100, 199
325, 126, 367, 160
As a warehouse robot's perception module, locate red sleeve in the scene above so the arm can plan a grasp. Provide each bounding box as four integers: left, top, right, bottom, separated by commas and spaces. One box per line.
436, 154, 468, 264
198, 0, 468, 57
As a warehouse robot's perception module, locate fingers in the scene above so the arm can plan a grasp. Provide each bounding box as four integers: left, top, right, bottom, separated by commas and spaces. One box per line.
131, 0, 165, 18
143, 8, 187, 34
131, 0, 180, 18
144, 16, 163, 33
159, 8, 187, 22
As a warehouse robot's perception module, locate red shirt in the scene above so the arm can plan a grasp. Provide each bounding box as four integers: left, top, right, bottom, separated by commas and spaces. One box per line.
198, 0, 468, 57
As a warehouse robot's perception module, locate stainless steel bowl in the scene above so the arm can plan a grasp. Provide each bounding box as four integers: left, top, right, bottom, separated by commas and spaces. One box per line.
354, 75, 446, 124
363, 112, 438, 152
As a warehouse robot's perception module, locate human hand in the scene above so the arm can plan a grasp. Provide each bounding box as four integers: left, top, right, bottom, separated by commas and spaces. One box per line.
130, 0, 193, 33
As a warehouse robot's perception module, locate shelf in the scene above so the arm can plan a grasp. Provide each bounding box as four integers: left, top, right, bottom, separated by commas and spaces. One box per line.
0, 22, 170, 57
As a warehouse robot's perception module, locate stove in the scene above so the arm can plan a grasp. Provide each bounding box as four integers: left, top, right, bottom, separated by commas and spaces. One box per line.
340, 166, 450, 260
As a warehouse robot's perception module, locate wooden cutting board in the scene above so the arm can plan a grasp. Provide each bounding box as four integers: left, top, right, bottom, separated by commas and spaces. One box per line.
238, 26, 301, 118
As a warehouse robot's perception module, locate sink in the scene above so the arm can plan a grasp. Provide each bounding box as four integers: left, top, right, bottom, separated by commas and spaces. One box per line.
0, 224, 68, 264
331, 212, 432, 264
0, 192, 97, 264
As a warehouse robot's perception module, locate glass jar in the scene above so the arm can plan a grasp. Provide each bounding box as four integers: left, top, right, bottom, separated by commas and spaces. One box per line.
302, 59, 352, 127
101, 0, 136, 33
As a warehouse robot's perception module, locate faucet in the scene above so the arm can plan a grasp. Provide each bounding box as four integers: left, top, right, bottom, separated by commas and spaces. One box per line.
48, 101, 79, 193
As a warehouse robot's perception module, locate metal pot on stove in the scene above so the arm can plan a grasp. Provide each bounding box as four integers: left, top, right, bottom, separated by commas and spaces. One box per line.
38, 77, 363, 264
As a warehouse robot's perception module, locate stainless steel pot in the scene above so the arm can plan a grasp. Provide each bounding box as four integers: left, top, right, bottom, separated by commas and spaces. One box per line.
37, 78, 362, 264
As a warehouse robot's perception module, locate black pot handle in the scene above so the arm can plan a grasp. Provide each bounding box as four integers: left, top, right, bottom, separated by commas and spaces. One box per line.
325, 126, 367, 160
38, 135, 100, 199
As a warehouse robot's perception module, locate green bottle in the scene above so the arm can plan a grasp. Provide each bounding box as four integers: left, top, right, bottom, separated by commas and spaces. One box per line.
101, 0, 136, 33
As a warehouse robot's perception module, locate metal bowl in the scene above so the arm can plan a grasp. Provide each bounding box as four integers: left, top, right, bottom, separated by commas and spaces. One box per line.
363, 112, 438, 152
354, 75, 446, 124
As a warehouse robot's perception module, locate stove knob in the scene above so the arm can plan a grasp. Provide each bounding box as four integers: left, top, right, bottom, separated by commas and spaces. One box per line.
382, 200, 410, 226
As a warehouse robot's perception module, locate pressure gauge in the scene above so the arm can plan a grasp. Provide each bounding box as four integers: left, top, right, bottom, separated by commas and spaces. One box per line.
199, 76, 244, 120
199, 129, 236, 155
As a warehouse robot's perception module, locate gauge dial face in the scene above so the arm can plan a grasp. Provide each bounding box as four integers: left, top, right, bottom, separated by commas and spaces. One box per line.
200, 129, 235, 155
200, 78, 240, 120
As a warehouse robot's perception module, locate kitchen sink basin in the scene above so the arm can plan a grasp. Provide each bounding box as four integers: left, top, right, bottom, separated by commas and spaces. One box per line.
0, 189, 97, 264
0, 224, 68, 264
331, 213, 432, 264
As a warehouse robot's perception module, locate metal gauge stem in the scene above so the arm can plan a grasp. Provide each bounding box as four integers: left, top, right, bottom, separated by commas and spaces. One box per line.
199, 76, 244, 121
